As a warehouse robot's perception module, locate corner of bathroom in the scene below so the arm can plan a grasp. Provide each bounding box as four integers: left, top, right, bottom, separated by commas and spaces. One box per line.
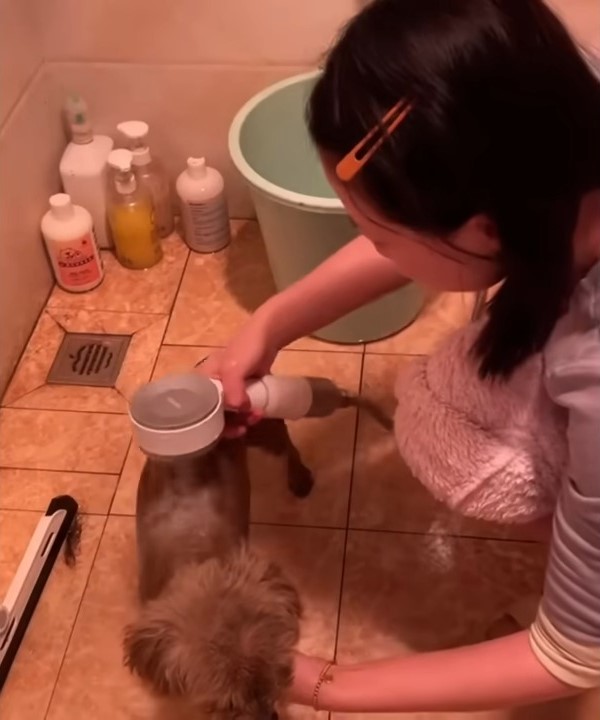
1, 1, 599, 719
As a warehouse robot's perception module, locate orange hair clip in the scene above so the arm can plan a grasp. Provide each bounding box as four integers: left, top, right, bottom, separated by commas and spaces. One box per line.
335, 99, 412, 182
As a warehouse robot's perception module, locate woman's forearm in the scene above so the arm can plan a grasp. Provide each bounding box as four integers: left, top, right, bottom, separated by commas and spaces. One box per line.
255, 234, 407, 348
321, 632, 575, 713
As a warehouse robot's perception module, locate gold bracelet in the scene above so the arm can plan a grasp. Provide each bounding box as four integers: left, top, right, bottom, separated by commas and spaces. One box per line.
313, 661, 335, 711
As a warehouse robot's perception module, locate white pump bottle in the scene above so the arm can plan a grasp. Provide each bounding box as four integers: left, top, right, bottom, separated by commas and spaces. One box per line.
176, 157, 231, 253
59, 95, 114, 249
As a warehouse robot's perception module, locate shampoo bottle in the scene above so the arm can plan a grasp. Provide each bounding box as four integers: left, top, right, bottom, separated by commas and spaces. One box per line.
41, 193, 104, 293
176, 157, 230, 253
59, 95, 114, 248
106, 149, 163, 270
117, 121, 174, 238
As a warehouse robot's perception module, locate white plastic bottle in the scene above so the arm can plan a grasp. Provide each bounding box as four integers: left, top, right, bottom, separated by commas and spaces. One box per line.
41, 193, 104, 293
117, 120, 174, 238
59, 95, 114, 248
175, 157, 231, 253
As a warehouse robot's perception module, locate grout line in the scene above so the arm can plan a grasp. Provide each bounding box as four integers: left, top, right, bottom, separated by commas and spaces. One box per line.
346, 525, 545, 545
0, 405, 130, 417
0, 288, 56, 407
43, 512, 109, 720
106, 436, 132, 515
0, 506, 545, 546
45, 305, 170, 318
331, 352, 365, 662
0, 60, 45, 137
2, 390, 129, 415
0, 506, 544, 545
2, 381, 54, 409
0, 507, 115, 517
363, 349, 427, 357
159, 341, 365, 355
244, 520, 347, 532
0, 465, 119, 477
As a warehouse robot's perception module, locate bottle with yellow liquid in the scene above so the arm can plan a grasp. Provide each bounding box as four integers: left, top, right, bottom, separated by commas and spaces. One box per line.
106, 149, 162, 269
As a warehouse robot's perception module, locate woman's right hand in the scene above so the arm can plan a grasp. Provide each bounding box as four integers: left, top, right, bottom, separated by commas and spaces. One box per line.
196, 320, 280, 436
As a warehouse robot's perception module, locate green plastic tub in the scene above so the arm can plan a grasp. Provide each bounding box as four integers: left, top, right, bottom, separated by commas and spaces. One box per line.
228, 71, 424, 344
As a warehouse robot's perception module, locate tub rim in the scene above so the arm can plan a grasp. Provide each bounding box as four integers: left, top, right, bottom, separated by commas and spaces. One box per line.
228, 70, 345, 213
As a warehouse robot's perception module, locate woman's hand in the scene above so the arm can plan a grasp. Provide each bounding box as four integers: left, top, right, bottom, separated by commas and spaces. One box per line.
196, 319, 280, 437
287, 652, 332, 706
284, 633, 573, 713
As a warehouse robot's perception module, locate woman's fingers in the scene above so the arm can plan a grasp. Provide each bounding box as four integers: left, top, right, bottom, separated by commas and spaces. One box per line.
220, 366, 251, 411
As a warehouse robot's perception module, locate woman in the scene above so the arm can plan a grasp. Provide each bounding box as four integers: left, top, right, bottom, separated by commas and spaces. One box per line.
201, 0, 600, 712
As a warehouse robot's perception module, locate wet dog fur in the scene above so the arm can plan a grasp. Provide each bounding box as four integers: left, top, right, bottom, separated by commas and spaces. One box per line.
123, 419, 312, 719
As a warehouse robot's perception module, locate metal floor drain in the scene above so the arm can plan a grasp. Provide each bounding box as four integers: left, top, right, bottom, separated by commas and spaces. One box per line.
47, 333, 131, 387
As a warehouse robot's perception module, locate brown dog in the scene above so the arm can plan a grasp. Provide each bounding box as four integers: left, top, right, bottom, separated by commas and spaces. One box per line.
123, 419, 312, 719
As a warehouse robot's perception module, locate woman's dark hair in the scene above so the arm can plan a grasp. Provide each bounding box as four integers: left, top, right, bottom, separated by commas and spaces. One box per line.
308, 0, 600, 378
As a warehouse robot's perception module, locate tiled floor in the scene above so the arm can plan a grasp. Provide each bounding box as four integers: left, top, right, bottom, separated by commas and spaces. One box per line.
0, 221, 597, 719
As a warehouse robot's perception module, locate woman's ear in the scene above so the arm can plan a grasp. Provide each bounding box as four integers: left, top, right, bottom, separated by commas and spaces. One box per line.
452, 214, 501, 258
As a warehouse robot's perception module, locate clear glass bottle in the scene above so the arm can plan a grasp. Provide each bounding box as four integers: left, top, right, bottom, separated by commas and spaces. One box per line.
117, 121, 174, 238
106, 149, 163, 269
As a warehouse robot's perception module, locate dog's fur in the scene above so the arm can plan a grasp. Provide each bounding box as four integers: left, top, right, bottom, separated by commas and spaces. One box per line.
123, 419, 312, 719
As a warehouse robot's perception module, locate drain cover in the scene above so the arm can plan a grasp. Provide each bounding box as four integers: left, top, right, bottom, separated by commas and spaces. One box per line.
47, 333, 131, 387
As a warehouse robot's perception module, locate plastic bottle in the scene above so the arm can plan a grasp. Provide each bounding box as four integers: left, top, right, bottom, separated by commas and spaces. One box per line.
176, 157, 231, 253
59, 95, 114, 249
41, 193, 104, 292
117, 121, 174, 239
106, 149, 163, 270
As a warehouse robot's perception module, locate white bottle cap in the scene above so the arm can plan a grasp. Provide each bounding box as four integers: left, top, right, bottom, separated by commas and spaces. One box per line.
117, 120, 149, 142
131, 147, 152, 166
187, 157, 208, 179
117, 121, 152, 166
49, 193, 75, 220
108, 148, 133, 172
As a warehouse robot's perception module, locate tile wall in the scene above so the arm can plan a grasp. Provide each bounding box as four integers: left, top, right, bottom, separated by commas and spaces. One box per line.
0, 0, 64, 394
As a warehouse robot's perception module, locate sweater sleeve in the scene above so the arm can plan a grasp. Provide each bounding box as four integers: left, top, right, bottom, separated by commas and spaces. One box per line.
531, 263, 600, 688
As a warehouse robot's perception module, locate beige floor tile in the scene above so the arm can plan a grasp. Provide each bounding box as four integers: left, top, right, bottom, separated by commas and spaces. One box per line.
366, 291, 475, 356
0, 408, 130, 473
45, 516, 152, 720
152, 344, 213, 378
165, 220, 362, 352
250, 524, 345, 658
47, 233, 189, 315
250, 350, 362, 528
3, 308, 167, 413
47, 517, 343, 719
338, 531, 546, 658
0, 468, 117, 514
351, 355, 544, 542
110, 442, 145, 516
331, 530, 596, 720
252, 526, 343, 720
0, 510, 105, 720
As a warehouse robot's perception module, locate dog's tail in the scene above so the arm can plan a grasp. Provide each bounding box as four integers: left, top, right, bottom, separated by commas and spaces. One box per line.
123, 547, 301, 714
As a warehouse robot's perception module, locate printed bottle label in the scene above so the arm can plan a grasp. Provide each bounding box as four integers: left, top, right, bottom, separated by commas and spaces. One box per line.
56, 230, 103, 288
181, 196, 230, 253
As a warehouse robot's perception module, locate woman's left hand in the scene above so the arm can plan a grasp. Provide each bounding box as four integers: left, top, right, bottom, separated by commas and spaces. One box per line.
287, 652, 333, 705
